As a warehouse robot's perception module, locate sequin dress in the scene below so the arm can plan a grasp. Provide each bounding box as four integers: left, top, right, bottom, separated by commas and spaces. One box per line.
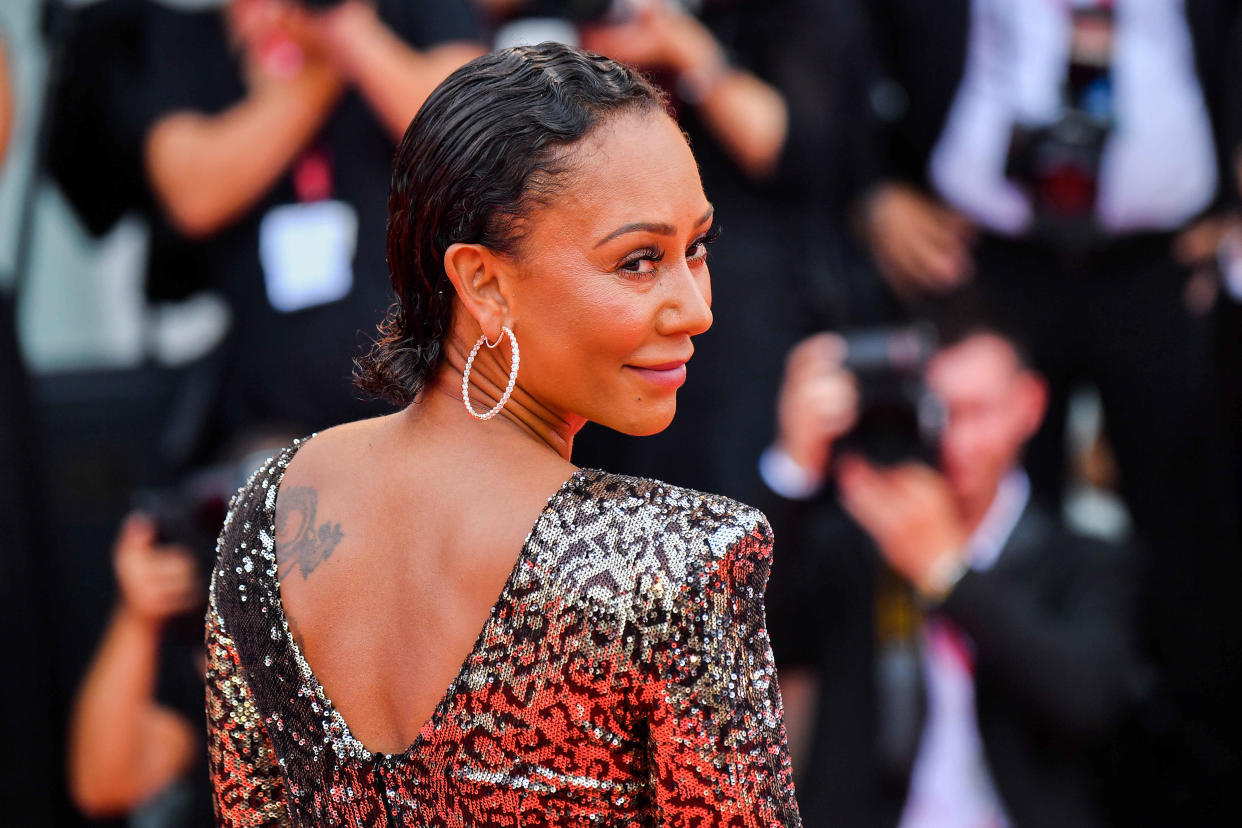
205, 441, 803, 826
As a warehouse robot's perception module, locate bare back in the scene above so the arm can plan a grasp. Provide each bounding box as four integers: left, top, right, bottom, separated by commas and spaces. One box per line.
273, 413, 576, 756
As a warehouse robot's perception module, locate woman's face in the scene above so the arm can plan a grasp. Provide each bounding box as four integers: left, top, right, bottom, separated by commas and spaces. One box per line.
501, 109, 715, 436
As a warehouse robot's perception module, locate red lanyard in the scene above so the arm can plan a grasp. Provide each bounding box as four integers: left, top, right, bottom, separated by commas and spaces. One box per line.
293, 147, 334, 203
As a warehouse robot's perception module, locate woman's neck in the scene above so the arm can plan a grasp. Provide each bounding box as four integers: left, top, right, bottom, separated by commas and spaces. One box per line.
420, 342, 583, 463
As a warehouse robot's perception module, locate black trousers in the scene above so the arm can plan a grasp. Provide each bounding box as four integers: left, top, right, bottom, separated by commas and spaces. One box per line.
973, 233, 1242, 822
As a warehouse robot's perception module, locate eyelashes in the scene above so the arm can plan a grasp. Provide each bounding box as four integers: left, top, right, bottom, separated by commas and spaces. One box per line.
689, 224, 722, 261
617, 225, 721, 278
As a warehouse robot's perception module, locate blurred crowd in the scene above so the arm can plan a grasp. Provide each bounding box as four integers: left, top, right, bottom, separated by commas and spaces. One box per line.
1, 0, 1240, 825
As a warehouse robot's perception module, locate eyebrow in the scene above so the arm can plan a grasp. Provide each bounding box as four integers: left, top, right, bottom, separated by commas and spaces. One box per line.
593, 206, 715, 248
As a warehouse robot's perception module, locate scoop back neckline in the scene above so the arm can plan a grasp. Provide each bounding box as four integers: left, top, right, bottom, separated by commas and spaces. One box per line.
260, 436, 588, 764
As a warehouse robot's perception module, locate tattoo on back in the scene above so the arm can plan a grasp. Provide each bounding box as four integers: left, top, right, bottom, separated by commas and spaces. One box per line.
276, 486, 344, 580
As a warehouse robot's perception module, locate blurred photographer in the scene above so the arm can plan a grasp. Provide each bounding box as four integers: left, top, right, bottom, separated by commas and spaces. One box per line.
67, 440, 285, 826
68, 514, 208, 825
850, 3, 1242, 811
763, 322, 1143, 827
133, 0, 483, 454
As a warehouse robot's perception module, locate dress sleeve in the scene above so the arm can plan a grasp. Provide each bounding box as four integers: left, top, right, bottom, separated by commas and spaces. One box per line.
205, 589, 292, 827
638, 513, 803, 827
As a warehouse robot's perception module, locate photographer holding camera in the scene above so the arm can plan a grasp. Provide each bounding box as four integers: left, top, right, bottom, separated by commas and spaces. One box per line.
850, 3, 1242, 814
763, 322, 1143, 827
67, 438, 290, 826
68, 513, 209, 825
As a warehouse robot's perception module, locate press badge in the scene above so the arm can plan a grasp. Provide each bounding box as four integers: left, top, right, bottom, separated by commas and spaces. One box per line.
259, 200, 357, 313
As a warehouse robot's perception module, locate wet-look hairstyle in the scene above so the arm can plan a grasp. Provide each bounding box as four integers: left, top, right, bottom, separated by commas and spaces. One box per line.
355, 42, 669, 406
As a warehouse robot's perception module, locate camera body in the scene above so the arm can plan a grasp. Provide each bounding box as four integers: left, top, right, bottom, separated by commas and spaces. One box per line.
1004, 4, 1115, 247
1005, 112, 1109, 247
131, 468, 235, 573
835, 325, 944, 467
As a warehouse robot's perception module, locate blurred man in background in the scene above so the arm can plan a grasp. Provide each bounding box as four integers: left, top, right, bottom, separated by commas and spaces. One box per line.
850, 1, 1242, 815
764, 318, 1144, 826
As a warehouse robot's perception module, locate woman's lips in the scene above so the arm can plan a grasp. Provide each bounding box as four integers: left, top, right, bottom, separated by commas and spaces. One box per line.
626, 361, 688, 389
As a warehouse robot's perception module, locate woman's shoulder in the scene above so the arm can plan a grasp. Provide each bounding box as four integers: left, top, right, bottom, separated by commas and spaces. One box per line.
210, 437, 308, 609
214, 419, 380, 557
219, 440, 302, 540
536, 469, 773, 612
568, 468, 771, 544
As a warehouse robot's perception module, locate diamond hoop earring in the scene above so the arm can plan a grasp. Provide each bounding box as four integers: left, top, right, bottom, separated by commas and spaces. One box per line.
461, 325, 519, 421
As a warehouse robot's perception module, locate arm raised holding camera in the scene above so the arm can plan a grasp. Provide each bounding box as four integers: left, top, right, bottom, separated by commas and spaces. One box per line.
312, 1, 483, 141
145, 0, 342, 238
771, 333, 859, 487
769, 332, 969, 599
68, 515, 202, 818
837, 457, 969, 602
581, 1, 788, 180
146, 0, 483, 239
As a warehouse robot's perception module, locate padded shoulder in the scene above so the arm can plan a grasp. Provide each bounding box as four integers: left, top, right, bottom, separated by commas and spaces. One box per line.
527, 469, 773, 634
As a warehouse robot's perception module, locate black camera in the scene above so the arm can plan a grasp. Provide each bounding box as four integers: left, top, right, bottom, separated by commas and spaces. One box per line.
1004, 5, 1115, 247
835, 325, 944, 467
1004, 112, 1109, 246
131, 467, 236, 574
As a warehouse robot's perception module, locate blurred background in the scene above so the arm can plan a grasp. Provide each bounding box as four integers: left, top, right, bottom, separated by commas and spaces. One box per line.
0, 0, 1239, 825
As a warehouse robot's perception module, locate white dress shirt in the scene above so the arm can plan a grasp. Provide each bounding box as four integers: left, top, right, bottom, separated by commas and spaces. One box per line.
930, 0, 1217, 235
898, 471, 1031, 828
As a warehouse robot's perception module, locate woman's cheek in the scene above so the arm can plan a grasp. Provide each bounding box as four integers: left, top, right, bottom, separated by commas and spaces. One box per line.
584, 284, 659, 354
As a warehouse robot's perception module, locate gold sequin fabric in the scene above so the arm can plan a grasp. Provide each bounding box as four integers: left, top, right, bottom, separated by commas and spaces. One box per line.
206, 440, 802, 826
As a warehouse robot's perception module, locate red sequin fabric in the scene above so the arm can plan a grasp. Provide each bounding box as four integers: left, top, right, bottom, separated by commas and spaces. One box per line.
206, 441, 802, 826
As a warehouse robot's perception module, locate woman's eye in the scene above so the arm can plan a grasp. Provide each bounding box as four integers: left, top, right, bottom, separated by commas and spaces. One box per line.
621, 258, 658, 274
688, 226, 720, 262
618, 248, 662, 278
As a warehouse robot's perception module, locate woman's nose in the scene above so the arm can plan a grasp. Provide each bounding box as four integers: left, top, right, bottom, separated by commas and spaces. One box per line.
659, 264, 712, 337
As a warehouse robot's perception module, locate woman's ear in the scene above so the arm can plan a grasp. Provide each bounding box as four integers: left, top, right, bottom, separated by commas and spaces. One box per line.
443, 243, 512, 339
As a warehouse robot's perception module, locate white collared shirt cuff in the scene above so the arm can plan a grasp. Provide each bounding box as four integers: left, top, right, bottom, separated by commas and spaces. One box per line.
759, 445, 825, 501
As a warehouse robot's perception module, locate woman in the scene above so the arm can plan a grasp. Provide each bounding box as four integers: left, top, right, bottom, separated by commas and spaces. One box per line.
206, 42, 802, 826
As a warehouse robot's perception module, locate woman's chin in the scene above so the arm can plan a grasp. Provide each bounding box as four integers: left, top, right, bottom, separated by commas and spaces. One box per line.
601, 400, 678, 437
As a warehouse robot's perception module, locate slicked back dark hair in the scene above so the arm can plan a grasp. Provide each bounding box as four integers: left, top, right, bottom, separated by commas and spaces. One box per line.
355, 42, 669, 406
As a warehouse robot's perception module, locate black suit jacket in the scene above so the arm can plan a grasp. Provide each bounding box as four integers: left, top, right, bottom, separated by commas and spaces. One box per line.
763, 482, 1144, 828
853, 0, 1242, 212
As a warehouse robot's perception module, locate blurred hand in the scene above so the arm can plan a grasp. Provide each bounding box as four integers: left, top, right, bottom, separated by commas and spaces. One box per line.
113, 515, 202, 626
308, 0, 381, 66
776, 333, 859, 479
1173, 213, 1240, 267
837, 457, 968, 595
580, 2, 719, 76
862, 182, 976, 297
229, 0, 339, 91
